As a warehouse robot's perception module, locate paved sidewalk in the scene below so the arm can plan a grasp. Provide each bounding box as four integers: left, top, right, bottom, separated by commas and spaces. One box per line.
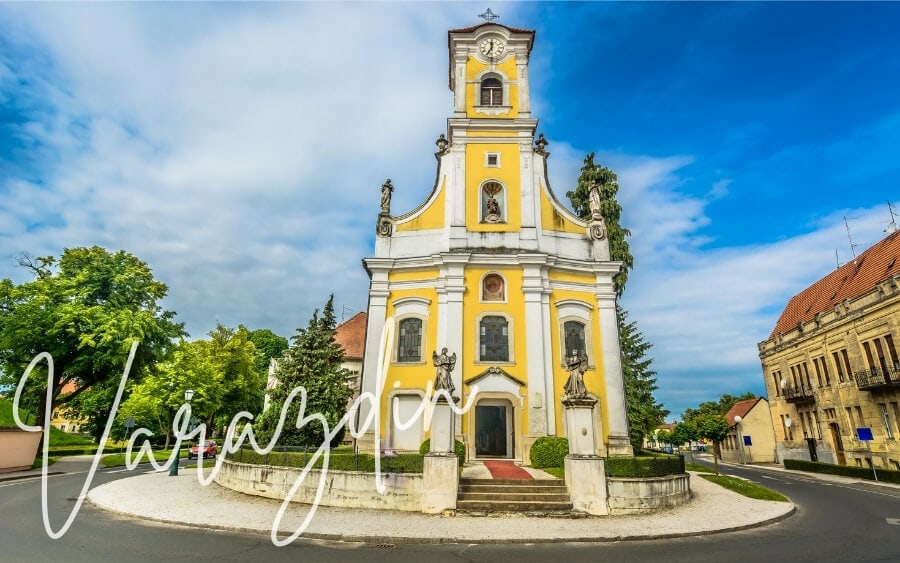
85, 465, 794, 544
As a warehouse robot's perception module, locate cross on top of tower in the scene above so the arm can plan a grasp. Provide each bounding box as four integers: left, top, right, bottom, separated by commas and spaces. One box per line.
478, 8, 499, 22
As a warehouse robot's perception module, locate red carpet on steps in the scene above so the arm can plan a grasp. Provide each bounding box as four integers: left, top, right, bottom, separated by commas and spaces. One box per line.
482, 461, 533, 480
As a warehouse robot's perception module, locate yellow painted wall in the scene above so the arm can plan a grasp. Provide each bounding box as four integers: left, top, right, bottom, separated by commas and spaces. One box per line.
466, 143, 521, 231
465, 131, 518, 138
540, 181, 584, 235
465, 56, 519, 118
549, 287, 608, 436
395, 177, 446, 232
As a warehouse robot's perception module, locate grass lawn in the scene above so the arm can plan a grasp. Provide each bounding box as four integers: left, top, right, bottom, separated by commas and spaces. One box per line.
700, 474, 789, 502
101, 449, 187, 468
686, 463, 714, 473
540, 466, 565, 479
1, 398, 94, 447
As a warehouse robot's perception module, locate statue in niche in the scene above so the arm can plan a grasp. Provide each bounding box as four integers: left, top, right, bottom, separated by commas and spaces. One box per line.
432, 348, 457, 394
564, 350, 589, 398
380, 178, 394, 214
482, 182, 503, 223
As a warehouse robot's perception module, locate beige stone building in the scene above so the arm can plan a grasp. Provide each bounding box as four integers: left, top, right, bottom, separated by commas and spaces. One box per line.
720, 398, 776, 464
759, 230, 900, 470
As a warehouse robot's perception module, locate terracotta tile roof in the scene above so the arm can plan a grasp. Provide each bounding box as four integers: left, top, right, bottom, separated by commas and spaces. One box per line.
725, 398, 762, 426
770, 230, 900, 338
335, 312, 367, 360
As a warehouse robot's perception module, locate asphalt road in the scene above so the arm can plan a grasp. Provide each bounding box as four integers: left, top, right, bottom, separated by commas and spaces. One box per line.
1, 458, 899, 562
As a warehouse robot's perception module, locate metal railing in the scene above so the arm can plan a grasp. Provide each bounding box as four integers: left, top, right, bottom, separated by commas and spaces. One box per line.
782, 384, 815, 403
854, 366, 900, 391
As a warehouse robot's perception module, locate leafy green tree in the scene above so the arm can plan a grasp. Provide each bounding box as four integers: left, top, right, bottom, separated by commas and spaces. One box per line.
671, 421, 699, 464
248, 328, 289, 376
0, 247, 185, 428
655, 429, 672, 448
566, 154, 667, 453
695, 414, 730, 475
682, 392, 757, 424
255, 296, 352, 447
203, 324, 264, 428
565, 152, 634, 296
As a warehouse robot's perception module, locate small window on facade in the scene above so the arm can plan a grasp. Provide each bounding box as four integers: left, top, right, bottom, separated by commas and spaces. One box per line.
398, 318, 422, 362
564, 321, 586, 358
481, 77, 503, 106
485, 153, 499, 167
482, 274, 505, 302
481, 182, 503, 223
480, 316, 509, 362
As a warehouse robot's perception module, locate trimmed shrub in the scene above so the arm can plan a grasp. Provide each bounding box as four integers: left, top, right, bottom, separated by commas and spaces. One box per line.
228, 448, 424, 473
419, 439, 466, 467
605, 454, 685, 477
530, 436, 569, 468
784, 458, 900, 484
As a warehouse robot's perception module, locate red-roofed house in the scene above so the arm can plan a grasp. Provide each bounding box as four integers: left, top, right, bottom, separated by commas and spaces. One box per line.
720, 398, 775, 464
759, 229, 900, 469
334, 312, 367, 402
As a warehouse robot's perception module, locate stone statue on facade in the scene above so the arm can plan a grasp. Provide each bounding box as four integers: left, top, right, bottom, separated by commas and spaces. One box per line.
564, 349, 589, 398
432, 347, 457, 393
380, 178, 394, 214
485, 193, 501, 222
588, 183, 602, 220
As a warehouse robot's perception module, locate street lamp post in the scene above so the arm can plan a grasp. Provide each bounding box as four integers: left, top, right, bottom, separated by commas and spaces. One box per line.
734, 415, 746, 464
169, 389, 194, 477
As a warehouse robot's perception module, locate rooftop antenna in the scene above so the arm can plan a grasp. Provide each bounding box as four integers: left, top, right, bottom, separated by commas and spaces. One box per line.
844, 216, 861, 259
478, 8, 500, 22
886, 200, 898, 234
835, 249, 840, 270
341, 304, 353, 322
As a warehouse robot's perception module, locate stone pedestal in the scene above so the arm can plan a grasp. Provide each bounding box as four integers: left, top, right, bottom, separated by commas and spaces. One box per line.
421, 396, 459, 513
563, 397, 597, 455
564, 455, 608, 515
562, 397, 608, 515
421, 453, 459, 514
429, 397, 456, 454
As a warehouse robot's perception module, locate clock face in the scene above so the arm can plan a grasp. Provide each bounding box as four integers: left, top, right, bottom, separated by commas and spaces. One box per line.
479, 38, 505, 58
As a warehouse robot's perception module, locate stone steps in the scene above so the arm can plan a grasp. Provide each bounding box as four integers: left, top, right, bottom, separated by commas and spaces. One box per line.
457, 477, 573, 512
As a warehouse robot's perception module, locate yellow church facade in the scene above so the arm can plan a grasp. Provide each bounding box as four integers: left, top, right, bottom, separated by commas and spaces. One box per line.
358, 23, 632, 463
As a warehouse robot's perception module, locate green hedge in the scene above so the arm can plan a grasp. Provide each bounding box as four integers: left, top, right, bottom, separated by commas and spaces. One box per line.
784, 458, 900, 484
419, 439, 466, 467
228, 448, 424, 474
605, 454, 685, 477
530, 436, 569, 468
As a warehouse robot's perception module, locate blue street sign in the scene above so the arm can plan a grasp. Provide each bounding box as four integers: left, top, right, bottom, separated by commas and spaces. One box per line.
743, 435, 752, 446
857, 427, 874, 441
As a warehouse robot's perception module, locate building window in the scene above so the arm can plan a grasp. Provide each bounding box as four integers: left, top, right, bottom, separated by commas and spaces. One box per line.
484, 152, 500, 168
772, 370, 782, 396
397, 318, 422, 362
480, 316, 509, 362
480, 76, 503, 106
881, 403, 895, 439
564, 321, 586, 358
481, 181, 504, 223
482, 273, 505, 302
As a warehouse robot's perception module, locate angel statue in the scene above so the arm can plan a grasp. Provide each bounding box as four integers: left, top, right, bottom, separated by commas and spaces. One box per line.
564, 349, 589, 398
432, 347, 457, 393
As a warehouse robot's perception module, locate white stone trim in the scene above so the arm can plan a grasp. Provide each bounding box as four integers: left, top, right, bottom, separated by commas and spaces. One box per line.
393, 314, 428, 365
479, 179, 507, 223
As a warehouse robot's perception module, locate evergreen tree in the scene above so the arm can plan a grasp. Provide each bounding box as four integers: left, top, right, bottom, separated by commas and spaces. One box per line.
565, 153, 634, 296
566, 153, 668, 453
256, 296, 352, 447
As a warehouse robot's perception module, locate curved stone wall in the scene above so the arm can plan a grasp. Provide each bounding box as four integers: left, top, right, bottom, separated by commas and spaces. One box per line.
214, 459, 424, 511
607, 474, 692, 515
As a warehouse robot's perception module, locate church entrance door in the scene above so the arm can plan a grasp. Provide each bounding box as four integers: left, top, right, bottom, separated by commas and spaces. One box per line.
475, 399, 513, 458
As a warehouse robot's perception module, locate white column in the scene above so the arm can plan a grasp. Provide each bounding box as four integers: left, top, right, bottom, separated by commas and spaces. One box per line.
516, 54, 531, 116
522, 259, 549, 436
441, 255, 469, 396
453, 54, 468, 115
357, 260, 392, 451
595, 266, 632, 456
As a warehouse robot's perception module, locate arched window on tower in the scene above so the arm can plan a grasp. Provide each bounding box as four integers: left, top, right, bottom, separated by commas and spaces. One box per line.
564, 320, 586, 358
398, 318, 423, 362
480, 76, 503, 106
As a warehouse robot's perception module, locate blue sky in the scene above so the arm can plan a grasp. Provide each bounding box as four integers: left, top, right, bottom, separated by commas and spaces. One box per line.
2, 2, 899, 419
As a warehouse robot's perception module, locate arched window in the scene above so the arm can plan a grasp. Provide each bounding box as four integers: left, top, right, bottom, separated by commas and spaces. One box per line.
480, 316, 509, 361
398, 318, 423, 362
480, 76, 503, 106
481, 181, 504, 223
564, 320, 586, 358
